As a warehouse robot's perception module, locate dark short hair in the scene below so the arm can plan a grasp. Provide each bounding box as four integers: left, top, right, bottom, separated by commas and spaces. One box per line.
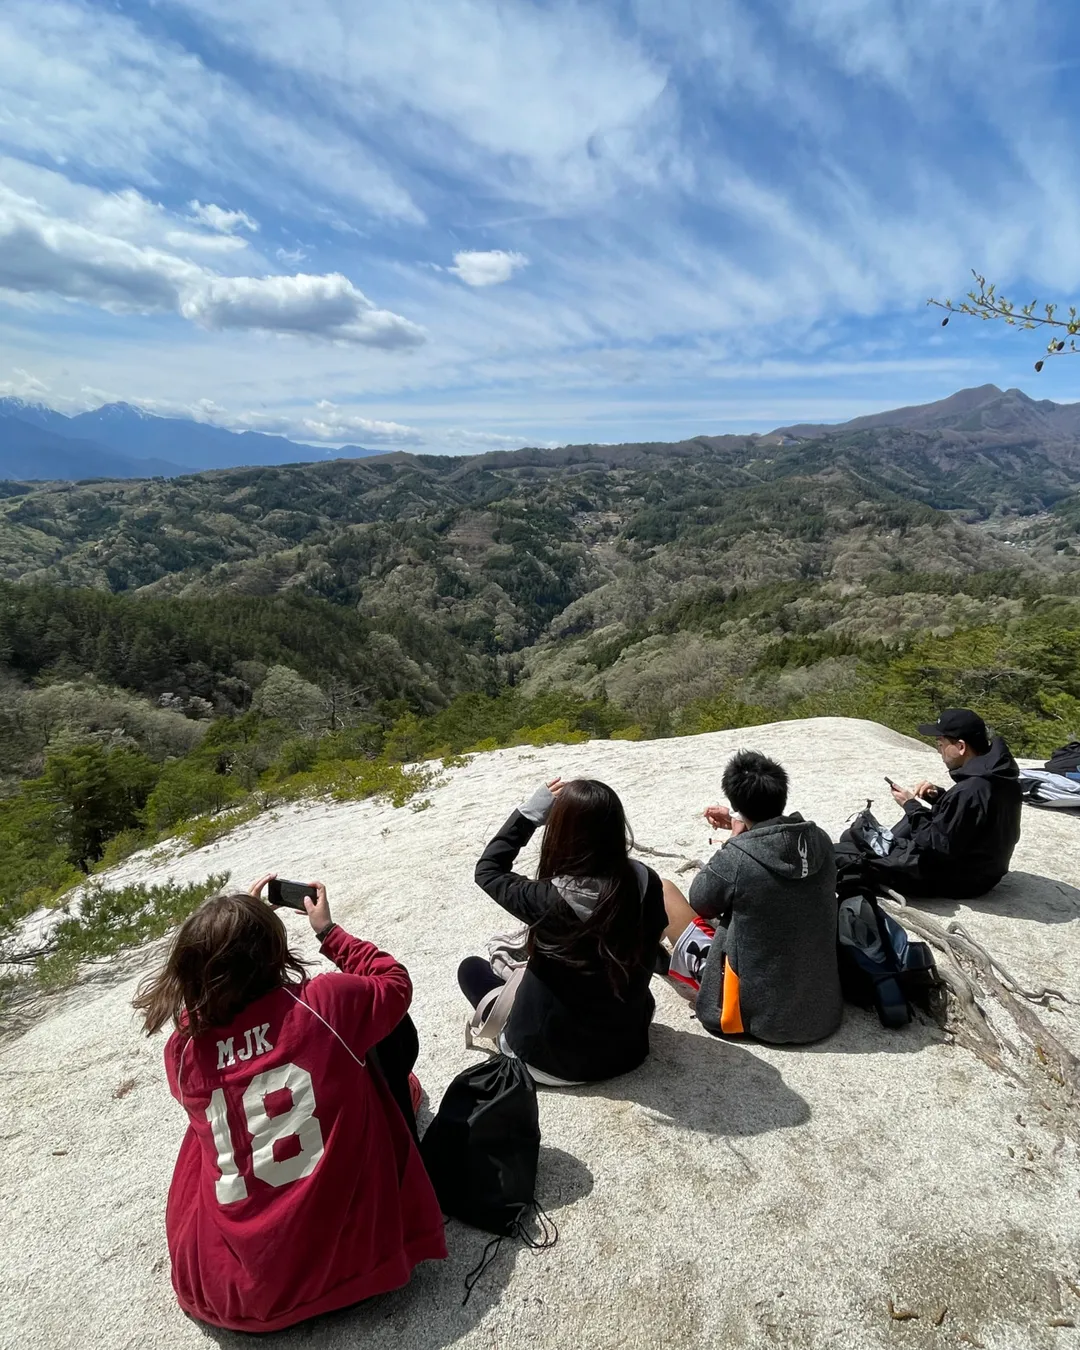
722, 750, 789, 822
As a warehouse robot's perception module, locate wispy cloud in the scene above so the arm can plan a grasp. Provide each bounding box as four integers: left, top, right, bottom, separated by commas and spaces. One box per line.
0, 1, 1078, 449
163, 0, 672, 209
227, 403, 423, 444
0, 0, 423, 222
188, 201, 259, 234
0, 366, 50, 400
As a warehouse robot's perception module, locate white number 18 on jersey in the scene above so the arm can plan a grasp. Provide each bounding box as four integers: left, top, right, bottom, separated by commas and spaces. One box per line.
205, 1062, 324, 1204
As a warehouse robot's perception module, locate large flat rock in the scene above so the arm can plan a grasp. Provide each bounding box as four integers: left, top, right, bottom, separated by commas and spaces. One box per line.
3, 718, 1079, 1349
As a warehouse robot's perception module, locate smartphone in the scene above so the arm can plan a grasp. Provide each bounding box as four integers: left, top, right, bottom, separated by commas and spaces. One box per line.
884, 776, 899, 790
267, 878, 317, 911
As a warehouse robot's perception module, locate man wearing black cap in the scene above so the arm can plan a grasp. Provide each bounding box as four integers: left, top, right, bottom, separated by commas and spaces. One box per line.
841, 709, 1022, 899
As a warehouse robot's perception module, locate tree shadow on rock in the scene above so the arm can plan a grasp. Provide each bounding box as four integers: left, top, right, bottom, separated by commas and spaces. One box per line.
570, 1020, 810, 1138
902, 871, 1080, 925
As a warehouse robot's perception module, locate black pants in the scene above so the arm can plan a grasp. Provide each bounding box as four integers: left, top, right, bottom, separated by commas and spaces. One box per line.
457, 955, 504, 1008
836, 826, 995, 901
368, 1013, 420, 1141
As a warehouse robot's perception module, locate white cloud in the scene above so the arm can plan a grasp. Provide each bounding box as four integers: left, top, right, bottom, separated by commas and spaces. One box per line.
0, 367, 50, 400
11, 380, 424, 445
448, 249, 529, 287
155, 0, 672, 210
0, 0, 423, 223
165, 229, 250, 254
180, 274, 425, 348
187, 201, 259, 234
0, 210, 195, 313
231, 402, 423, 444
445, 428, 525, 447
0, 180, 423, 348
786, 0, 1019, 95
0, 160, 257, 258
276, 246, 308, 265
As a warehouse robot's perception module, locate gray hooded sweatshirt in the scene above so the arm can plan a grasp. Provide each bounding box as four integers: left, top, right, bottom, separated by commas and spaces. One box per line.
690, 813, 842, 1045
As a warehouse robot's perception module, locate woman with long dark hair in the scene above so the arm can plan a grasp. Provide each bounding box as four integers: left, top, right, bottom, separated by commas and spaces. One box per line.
460, 777, 667, 1085
133, 878, 445, 1333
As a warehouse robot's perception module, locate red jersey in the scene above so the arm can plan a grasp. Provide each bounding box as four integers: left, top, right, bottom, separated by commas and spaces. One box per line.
163, 927, 446, 1332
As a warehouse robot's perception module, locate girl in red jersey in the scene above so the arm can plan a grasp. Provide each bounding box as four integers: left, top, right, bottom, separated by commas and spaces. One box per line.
134, 878, 445, 1333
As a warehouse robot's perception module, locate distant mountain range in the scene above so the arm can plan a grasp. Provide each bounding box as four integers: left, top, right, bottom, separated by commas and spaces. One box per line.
0, 383, 1076, 484
0, 399, 382, 481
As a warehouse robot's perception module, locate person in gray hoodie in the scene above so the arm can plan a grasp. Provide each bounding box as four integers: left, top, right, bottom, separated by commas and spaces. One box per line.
662, 750, 842, 1045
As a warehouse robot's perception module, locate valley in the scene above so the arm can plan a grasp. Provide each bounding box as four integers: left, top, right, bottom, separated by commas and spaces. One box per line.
2, 382, 1080, 954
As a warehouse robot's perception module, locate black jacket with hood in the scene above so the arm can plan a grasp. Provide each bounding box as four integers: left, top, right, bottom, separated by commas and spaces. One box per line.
689, 813, 842, 1045
473, 786, 667, 1083
889, 735, 1022, 896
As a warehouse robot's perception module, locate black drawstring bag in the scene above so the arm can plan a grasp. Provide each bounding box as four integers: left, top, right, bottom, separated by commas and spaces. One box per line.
420, 1055, 556, 1302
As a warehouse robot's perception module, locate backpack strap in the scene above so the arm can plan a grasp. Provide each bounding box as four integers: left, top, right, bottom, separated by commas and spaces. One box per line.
874, 976, 911, 1028
864, 900, 914, 1026
466, 965, 526, 1052
868, 895, 903, 975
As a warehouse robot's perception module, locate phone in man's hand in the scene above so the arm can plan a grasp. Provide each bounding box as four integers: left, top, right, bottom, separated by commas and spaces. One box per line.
267, 878, 317, 911
884, 776, 900, 790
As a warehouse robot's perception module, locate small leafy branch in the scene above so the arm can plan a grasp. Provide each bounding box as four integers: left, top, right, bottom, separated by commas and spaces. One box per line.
928, 271, 1080, 371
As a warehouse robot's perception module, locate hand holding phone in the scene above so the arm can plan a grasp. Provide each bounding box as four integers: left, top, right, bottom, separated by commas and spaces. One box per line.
267, 878, 318, 911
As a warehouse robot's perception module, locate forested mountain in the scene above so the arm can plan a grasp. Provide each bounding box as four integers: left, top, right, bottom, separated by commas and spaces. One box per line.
3, 385, 1080, 932
777, 383, 1080, 448
4, 397, 1080, 684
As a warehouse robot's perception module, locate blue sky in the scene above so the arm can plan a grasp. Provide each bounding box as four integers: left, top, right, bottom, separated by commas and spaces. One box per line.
0, 1, 1078, 453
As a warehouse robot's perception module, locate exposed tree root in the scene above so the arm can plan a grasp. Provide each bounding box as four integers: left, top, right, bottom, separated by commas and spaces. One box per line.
879, 896, 1080, 1102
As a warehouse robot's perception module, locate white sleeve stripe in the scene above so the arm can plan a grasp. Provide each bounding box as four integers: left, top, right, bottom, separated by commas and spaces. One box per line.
281, 988, 367, 1069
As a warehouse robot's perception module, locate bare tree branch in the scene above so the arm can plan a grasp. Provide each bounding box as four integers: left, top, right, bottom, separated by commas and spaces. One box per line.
928, 270, 1080, 371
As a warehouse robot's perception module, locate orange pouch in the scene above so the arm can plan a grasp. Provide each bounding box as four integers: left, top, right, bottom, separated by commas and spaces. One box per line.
720, 958, 744, 1035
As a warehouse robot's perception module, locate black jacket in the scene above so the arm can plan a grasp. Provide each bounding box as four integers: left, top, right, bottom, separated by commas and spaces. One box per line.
689, 814, 842, 1044
893, 736, 1022, 896
474, 809, 666, 1082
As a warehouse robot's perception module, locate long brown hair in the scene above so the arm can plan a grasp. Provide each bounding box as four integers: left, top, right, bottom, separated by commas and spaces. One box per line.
133, 893, 307, 1038
530, 778, 644, 997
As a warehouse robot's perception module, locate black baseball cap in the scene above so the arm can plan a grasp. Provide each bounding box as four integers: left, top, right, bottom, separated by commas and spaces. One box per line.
917, 709, 989, 747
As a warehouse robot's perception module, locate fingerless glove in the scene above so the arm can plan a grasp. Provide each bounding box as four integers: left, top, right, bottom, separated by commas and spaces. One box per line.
517, 783, 556, 825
